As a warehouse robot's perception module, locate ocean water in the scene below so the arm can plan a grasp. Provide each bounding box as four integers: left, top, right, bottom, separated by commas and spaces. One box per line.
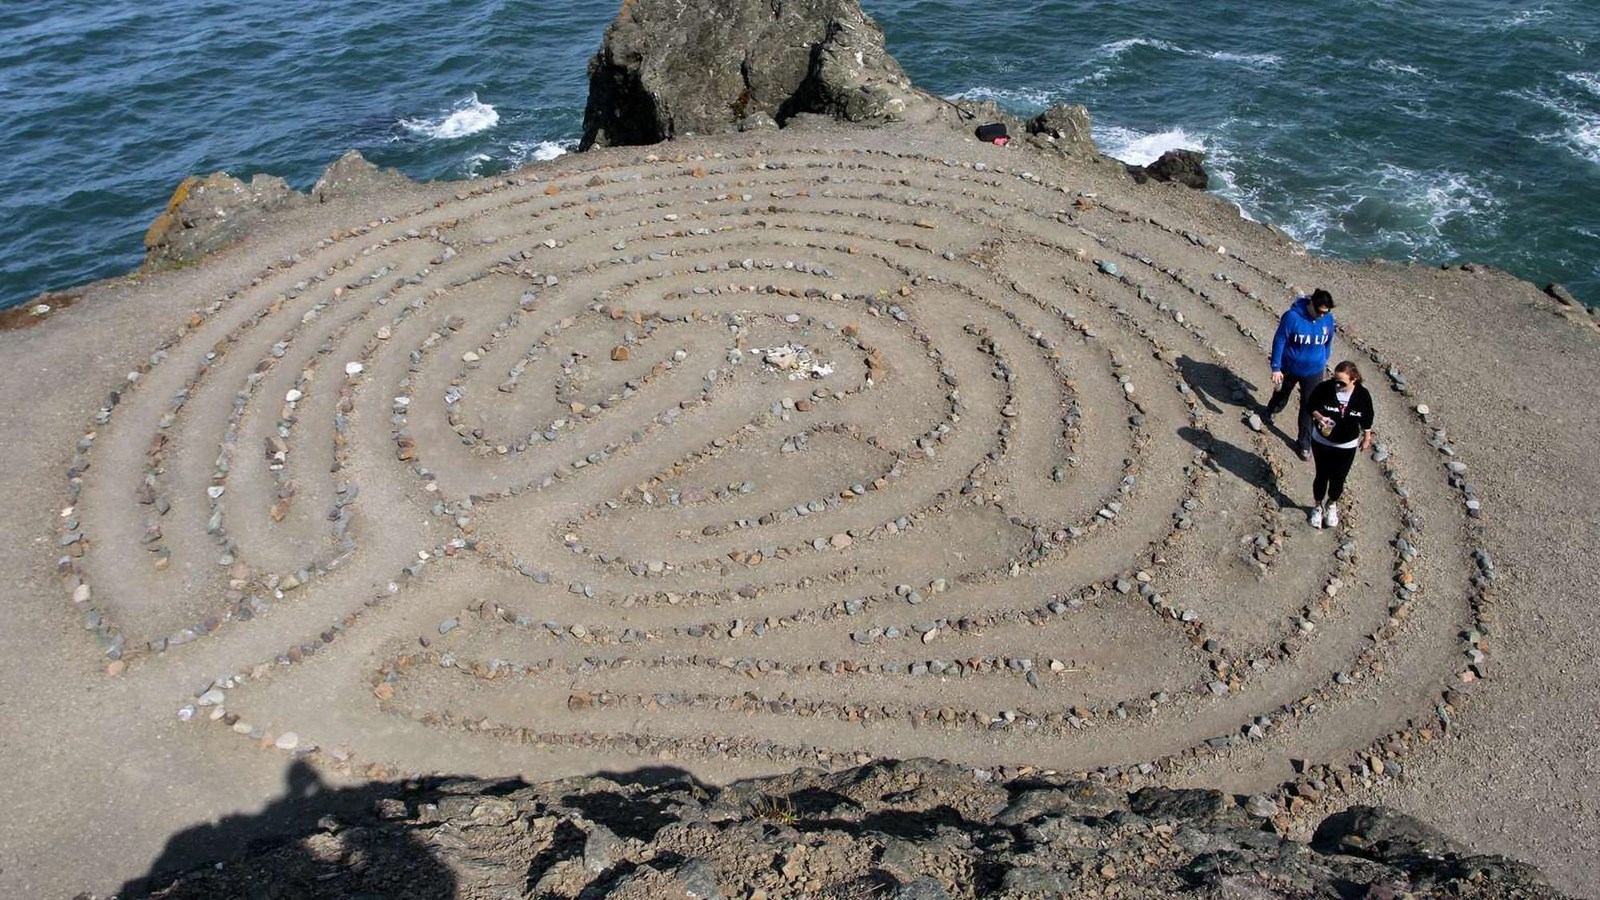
1, 0, 1596, 309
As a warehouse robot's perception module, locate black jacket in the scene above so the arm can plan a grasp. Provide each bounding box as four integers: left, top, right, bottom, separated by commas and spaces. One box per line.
1308, 381, 1374, 445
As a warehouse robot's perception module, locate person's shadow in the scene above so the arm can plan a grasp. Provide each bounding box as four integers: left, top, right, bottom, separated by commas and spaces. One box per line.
113, 760, 709, 899
1178, 425, 1297, 511
115, 760, 455, 899
1175, 355, 1257, 415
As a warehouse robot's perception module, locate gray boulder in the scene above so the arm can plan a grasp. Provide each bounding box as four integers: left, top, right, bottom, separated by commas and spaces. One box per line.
142, 171, 306, 268
1026, 103, 1095, 155
143, 150, 416, 269
580, 0, 929, 149
311, 150, 413, 203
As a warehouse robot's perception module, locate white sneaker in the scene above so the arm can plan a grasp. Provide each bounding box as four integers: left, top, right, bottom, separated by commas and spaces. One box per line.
1325, 503, 1340, 528
1309, 506, 1324, 529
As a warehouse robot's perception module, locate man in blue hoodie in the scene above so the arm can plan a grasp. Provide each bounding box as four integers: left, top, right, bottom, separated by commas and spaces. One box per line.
1266, 288, 1336, 459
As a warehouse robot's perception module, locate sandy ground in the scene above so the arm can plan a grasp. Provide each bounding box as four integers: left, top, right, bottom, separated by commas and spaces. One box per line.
0, 119, 1595, 898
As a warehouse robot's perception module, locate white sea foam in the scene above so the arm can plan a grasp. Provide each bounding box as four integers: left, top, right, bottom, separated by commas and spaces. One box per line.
400, 93, 500, 141
1207, 50, 1283, 67
947, 86, 1057, 110
509, 138, 578, 166
1097, 37, 1185, 59
1093, 37, 1280, 68
1370, 59, 1429, 79
1093, 124, 1206, 166
1371, 164, 1501, 231
1499, 7, 1555, 29
1567, 71, 1600, 97
1512, 84, 1600, 165
1468, 6, 1556, 32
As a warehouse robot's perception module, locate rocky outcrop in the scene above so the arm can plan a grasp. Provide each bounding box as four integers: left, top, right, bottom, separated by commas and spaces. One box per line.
1027, 104, 1096, 156
141, 151, 413, 269
141, 172, 306, 269
580, 0, 931, 149
129, 759, 1566, 899
310, 149, 413, 203
1127, 148, 1210, 189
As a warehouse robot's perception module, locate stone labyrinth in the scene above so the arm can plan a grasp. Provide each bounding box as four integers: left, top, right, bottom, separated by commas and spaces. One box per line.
58, 135, 1493, 803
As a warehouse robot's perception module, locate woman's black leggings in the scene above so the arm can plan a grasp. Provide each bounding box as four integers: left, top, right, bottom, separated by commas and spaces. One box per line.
1311, 440, 1358, 503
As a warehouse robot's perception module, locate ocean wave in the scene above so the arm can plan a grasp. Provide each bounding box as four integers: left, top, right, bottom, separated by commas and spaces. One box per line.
1205, 151, 1503, 262
1567, 71, 1600, 97
1497, 7, 1556, 29
1371, 164, 1501, 229
509, 138, 577, 166
946, 85, 1057, 110
464, 152, 494, 178
1512, 84, 1600, 165
1093, 37, 1281, 68
1465, 6, 1557, 32
1092, 124, 1206, 166
1369, 58, 1431, 80
399, 92, 499, 141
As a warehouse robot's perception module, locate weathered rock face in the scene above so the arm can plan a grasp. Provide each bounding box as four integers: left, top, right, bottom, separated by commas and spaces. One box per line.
580, 0, 929, 149
130, 759, 1568, 899
1128, 148, 1210, 189
310, 149, 414, 203
141, 151, 413, 270
142, 171, 306, 268
1027, 103, 1096, 156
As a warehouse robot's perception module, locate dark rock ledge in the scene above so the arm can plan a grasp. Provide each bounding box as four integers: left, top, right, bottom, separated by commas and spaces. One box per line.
113, 758, 1566, 900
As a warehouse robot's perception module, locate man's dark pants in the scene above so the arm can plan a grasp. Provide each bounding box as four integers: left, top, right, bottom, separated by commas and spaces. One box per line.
1266, 370, 1325, 453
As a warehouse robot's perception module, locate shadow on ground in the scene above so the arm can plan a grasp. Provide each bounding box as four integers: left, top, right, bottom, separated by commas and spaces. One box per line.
1177, 425, 1298, 511
107, 761, 703, 900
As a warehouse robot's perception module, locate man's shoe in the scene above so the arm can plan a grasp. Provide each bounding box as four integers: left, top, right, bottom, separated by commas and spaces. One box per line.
1325, 503, 1340, 528
1309, 506, 1324, 529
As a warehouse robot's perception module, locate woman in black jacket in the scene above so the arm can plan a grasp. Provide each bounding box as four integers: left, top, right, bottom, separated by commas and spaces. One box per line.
1306, 360, 1374, 529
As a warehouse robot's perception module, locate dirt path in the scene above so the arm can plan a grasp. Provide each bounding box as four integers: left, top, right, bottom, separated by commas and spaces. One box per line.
1, 119, 1595, 897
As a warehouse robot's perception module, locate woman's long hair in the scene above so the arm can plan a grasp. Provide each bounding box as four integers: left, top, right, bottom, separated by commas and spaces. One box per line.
1333, 360, 1363, 385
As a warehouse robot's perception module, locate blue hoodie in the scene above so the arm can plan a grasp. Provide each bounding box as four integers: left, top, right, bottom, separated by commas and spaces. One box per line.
1270, 297, 1335, 378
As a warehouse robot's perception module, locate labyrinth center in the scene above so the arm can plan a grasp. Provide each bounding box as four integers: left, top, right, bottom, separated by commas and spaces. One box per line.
62, 136, 1478, 791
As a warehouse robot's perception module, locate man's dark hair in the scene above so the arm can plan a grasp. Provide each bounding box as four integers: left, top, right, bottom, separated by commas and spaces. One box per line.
1311, 288, 1335, 310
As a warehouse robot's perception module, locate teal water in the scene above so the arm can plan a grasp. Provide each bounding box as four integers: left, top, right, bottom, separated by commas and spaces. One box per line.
1, 0, 1595, 309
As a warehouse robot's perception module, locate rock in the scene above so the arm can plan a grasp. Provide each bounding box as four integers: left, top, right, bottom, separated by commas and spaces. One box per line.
580, 0, 929, 149
309, 149, 413, 203
143, 171, 306, 268
997, 783, 1122, 825
671, 857, 723, 899
611, 345, 631, 361
891, 877, 952, 900
1545, 283, 1580, 306
582, 821, 624, 873
1127, 148, 1210, 190
1245, 794, 1278, 819
1311, 806, 1459, 863
1129, 787, 1229, 821
130, 758, 1568, 899
1025, 104, 1095, 155
274, 732, 299, 751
